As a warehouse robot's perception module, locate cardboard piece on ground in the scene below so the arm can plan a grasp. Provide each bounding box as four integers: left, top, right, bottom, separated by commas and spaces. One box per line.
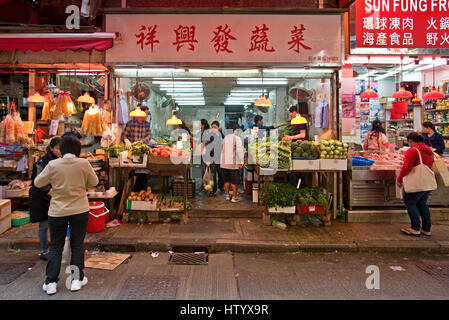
85, 253, 131, 270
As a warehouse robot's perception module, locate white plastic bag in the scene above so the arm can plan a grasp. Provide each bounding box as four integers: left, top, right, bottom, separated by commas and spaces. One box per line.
203, 166, 213, 191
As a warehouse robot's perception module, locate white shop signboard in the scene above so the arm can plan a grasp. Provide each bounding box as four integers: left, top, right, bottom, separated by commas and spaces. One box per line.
105, 14, 342, 65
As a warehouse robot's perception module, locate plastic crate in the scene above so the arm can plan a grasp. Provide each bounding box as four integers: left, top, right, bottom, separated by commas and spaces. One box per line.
172, 180, 195, 198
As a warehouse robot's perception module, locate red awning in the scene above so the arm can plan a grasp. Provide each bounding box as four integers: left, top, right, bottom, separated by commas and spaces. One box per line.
0, 33, 115, 52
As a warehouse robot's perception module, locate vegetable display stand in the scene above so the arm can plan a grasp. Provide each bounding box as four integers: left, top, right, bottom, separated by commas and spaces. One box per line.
116, 162, 192, 224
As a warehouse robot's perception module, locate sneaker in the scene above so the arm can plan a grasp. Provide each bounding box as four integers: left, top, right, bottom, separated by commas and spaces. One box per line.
39, 250, 49, 261
208, 193, 216, 197
71, 276, 88, 292
231, 196, 241, 203
42, 282, 57, 295
225, 195, 231, 201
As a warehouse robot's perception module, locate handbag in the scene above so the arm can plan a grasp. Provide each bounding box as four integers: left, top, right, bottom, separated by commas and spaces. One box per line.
403, 148, 437, 193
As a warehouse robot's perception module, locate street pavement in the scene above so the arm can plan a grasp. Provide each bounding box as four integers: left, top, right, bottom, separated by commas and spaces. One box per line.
1, 249, 449, 300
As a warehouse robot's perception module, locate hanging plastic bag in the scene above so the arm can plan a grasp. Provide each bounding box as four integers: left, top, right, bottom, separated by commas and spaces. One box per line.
203, 166, 213, 192
101, 126, 116, 148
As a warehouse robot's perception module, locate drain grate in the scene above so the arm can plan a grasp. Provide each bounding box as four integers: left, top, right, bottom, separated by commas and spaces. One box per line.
0, 263, 34, 285
168, 252, 208, 265
416, 263, 449, 287
117, 275, 179, 300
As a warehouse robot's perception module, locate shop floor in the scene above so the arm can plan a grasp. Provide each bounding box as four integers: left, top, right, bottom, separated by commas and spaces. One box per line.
0, 263, 34, 285
116, 275, 179, 300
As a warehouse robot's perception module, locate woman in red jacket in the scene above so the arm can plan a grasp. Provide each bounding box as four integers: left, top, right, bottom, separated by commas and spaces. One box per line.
397, 132, 435, 237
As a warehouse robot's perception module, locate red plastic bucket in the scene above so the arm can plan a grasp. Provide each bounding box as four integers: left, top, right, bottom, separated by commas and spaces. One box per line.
393, 101, 408, 114
390, 108, 404, 120
87, 202, 109, 233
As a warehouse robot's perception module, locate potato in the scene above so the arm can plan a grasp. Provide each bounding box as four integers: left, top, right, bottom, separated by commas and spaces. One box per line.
127, 196, 132, 200
147, 187, 152, 193
137, 196, 142, 201
131, 192, 136, 196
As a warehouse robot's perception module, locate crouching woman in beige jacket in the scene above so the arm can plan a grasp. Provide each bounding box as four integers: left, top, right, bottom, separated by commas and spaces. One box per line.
35, 134, 99, 295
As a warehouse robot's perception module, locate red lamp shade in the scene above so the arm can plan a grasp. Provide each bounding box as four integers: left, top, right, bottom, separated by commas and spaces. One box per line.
392, 87, 413, 99
423, 88, 445, 100
360, 87, 379, 99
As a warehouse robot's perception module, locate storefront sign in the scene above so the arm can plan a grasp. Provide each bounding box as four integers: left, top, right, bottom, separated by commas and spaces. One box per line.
357, 0, 449, 48
105, 14, 342, 65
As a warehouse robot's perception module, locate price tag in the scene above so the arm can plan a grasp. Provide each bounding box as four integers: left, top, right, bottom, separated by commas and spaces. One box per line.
49, 120, 59, 136
309, 206, 316, 212
177, 141, 183, 150
181, 133, 188, 142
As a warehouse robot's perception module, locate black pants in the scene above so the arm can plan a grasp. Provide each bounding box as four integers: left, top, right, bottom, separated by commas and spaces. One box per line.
46, 212, 89, 284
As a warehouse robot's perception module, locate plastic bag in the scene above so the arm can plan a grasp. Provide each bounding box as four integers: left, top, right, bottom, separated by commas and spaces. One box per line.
203, 166, 214, 191
101, 126, 116, 148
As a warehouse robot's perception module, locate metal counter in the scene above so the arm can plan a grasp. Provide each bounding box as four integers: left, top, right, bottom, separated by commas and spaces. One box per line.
344, 166, 449, 209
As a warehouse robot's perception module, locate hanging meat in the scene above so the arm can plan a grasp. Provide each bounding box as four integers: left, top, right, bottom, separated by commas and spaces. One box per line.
81, 105, 106, 137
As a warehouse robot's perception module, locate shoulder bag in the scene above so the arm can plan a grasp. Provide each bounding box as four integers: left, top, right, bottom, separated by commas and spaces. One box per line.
403, 148, 437, 193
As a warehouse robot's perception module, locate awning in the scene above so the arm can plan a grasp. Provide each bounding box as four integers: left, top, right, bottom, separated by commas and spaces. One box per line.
0, 33, 116, 52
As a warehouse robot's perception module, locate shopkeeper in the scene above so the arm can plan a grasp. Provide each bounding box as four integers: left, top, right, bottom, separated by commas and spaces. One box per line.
283, 105, 308, 142
363, 120, 391, 152
422, 121, 445, 156
122, 105, 151, 191
252, 115, 285, 139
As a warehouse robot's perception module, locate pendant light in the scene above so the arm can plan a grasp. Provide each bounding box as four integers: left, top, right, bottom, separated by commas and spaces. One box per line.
360, 56, 379, 99
290, 83, 308, 125
27, 91, 45, 103
166, 70, 183, 126
393, 57, 413, 99
77, 51, 96, 104
129, 106, 147, 118
254, 68, 272, 107
423, 57, 445, 100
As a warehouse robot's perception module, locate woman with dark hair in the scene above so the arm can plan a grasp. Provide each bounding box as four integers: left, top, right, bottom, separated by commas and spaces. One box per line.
199, 119, 210, 192
363, 119, 391, 151
397, 132, 435, 237
422, 121, 445, 156
29, 137, 62, 261
35, 134, 99, 295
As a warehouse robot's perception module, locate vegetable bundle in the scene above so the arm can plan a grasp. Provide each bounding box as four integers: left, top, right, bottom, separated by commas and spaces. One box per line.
129, 141, 151, 158
291, 140, 319, 159
260, 182, 328, 208
248, 138, 291, 169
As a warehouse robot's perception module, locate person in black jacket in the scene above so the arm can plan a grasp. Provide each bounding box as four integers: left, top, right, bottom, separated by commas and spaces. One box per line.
29, 137, 62, 261
422, 121, 445, 156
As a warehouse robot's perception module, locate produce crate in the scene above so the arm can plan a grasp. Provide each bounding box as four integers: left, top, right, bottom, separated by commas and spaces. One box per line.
267, 206, 296, 214
127, 200, 157, 211
320, 159, 347, 170
119, 151, 148, 168
292, 158, 320, 170
0, 199, 11, 235
5, 187, 29, 198
172, 179, 195, 198
297, 204, 326, 215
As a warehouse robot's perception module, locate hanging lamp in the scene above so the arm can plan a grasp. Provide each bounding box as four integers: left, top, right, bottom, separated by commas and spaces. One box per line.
254, 69, 272, 107
27, 91, 45, 103
360, 56, 379, 99
77, 51, 96, 104
129, 106, 147, 118
77, 92, 95, 104
393, 57, 413, 99
290, 83, 308, 125
166, 70, 183, 126
423, 57, 445, 100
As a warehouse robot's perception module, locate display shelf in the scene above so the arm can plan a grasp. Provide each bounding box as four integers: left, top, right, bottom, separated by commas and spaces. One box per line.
387, 119, 413, 122
434, 122, 449, 126
424, 108, 449, 112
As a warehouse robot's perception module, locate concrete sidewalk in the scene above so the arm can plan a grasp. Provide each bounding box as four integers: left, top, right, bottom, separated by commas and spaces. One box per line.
1, 219, 449, 253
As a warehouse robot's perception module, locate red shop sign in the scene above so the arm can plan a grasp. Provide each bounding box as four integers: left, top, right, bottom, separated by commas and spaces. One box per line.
356, 0, 449, 48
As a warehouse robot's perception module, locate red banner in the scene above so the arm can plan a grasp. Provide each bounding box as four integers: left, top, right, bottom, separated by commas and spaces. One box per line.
356, 0, 449, 48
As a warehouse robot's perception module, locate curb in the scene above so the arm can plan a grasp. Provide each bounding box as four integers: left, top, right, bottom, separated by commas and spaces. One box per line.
1, 238, 449, 254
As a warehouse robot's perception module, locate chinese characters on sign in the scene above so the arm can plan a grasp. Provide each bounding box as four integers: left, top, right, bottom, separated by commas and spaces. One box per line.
211, 24, 237, 53
357, 0, 449, 48
133, 22, 315, 55
135, 25, 160, 52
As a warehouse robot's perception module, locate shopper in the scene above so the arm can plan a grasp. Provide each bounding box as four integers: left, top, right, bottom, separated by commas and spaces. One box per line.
422, 121, 445, 156
363, 119, 391, 152
35, 134, 99, 295
283, 105, 308, 142
122, 105, 151, 191
212, 121, 225, 193
221, 124, 245, 203
199, 119, 210, 192
397, 132, 436, 237
252, 115, 285, 139
203, 121, 224, 197
29, 137, 62, 261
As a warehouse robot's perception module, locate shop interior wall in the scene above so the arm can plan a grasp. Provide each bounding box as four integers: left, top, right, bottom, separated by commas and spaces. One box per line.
177, 105, 225, 133
419, 65, 449, 97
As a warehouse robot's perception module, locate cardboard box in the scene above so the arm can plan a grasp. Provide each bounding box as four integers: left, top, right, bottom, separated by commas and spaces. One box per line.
0, 213, 11, 235
320, 159, 348, 171
0, 199, 11, 219
127, 200, 157, 211
292, 159, 320, 171
268, 206, 296, 214
119, 151, 148, 168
